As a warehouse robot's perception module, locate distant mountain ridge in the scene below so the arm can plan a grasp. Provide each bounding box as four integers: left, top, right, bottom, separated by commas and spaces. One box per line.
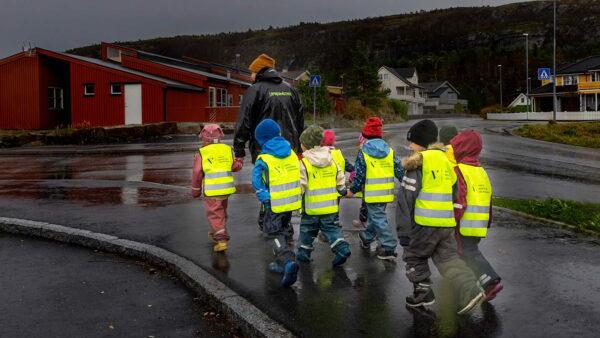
69, 0, 600, 112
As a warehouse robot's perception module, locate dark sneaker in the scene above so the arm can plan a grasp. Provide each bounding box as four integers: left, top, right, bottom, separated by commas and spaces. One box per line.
267, 261, 283, 274
332, 252, 351, 267
358, 232, 371, 249
281, 260, 299, 287
457, 290, 485, 315
376, 247, 397, 261
406, 282, 435, 307
296, 248, 312, 263
484, 282, 504, 302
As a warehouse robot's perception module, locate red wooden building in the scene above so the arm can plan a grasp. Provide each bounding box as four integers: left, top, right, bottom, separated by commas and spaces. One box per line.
101, 43, 250, 123
0, 44, 252, 130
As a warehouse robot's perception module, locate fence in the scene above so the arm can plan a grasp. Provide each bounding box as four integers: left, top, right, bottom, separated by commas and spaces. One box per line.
487, 111, 600, 121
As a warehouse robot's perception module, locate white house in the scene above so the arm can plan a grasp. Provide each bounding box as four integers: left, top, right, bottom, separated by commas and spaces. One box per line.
421, 81, 469, 113
378, 66, 424, 115
508, 93, 530, 109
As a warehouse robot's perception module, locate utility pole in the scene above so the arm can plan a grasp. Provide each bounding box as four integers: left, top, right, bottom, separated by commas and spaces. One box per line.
523, 33, 530, 112
498, 64, 503, 111
552, 0, 557, 121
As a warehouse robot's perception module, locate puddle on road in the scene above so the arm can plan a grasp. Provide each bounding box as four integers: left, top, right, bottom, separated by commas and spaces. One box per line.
0, 181, 256, 207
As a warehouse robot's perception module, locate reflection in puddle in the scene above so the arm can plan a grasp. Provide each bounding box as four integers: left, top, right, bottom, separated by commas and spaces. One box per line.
0, 181, 190, 207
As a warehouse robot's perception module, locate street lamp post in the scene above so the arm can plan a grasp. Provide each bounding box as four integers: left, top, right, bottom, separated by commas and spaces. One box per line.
523, 33, 529, 112
552, 0, 557, 121
498, 64, 503, 111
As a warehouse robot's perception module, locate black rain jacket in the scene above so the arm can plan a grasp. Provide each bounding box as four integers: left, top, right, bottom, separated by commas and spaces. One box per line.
233, 68, 304, 162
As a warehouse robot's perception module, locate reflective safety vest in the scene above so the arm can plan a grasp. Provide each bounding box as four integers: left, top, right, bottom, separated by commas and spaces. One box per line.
414, 150, 457, 227
257, 152, 302, 213
302, 158, 339, 215
458, 163, 492, 237
199, 143, 236, 197
363, 149, 395, 203
445, 144, 457, 167
331, 148, 346, 172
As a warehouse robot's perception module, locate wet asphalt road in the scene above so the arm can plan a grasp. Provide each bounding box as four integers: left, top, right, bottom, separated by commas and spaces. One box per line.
0, 117, 599, 337
0, 234, 236, 338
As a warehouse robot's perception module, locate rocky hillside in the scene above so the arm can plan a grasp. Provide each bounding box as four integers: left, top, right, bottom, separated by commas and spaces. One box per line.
69, 0, 600, 112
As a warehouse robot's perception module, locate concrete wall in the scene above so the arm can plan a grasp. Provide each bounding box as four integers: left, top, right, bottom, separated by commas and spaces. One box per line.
487, 111, 600, 121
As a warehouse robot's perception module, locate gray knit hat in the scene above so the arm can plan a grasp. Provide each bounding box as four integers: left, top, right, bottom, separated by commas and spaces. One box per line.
300, 125, 325, 149
439, 126, 458, 145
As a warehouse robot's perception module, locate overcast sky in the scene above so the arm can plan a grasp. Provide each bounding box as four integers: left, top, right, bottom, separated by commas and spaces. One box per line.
1, 0, 519, 58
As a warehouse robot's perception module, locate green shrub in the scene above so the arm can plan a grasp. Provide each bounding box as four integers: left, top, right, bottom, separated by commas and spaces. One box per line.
389, 99, 409, 120
514, 122, 600, 148
509, 105, 528, 113
454, 102, 465, 114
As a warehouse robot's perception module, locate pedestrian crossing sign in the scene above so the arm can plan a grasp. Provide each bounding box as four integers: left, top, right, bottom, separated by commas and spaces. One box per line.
538, 68, 551, 81
309, 75, 321, 88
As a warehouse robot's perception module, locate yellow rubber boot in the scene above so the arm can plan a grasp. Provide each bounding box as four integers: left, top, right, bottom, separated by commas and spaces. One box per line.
213, 241, 228, 253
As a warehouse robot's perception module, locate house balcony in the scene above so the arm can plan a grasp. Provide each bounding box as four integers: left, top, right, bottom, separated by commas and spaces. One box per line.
578, 81, 600, 92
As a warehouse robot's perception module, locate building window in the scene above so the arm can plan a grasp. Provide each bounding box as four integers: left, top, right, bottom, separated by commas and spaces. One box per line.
592, 72, 600, 82
208, 87, 216, 107
217, 88, 228, 107
83, 83, 95, 96
564, 75, 576, 85
48, 87, 63, 110
227, 94, 233, 107
110, 83, 122, 95
239, 95, 243, 105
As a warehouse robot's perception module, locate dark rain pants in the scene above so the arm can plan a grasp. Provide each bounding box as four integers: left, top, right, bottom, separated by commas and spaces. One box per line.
403, 226, 480, 304
459, 236, 501, 288
262, 207, 295, 264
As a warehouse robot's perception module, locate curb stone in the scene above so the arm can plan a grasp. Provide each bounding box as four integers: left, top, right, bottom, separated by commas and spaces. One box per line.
0, 217, 295, 338
493, 206, 599, 237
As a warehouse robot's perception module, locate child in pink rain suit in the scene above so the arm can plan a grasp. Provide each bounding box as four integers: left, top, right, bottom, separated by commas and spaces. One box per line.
192, 124, 243, 252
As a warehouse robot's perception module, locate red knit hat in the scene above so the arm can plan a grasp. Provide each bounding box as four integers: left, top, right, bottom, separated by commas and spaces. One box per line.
322, 129, 336, 146
361, 116, 383, 138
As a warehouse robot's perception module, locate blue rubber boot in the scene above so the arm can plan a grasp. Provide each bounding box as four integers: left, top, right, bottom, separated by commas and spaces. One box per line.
332, 241, 351, 267
296, 247, 312, 263
267, 261, 284, 274
281, 260, 299, 287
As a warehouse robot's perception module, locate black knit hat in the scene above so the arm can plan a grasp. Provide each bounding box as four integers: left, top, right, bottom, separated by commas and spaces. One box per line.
407, 119, 438, 148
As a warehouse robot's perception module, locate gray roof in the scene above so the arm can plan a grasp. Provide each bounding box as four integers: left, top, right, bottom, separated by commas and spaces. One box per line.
136, 50, 251, 86
558, 55, 600, 74
152, 60, 251, 87
55, 51, 203, 91
420, 80, 461, 97
394, 67, 416, 78
381, 66, 422, 88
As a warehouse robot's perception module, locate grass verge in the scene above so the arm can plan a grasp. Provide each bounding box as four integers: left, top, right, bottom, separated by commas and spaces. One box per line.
493, 197, 600, 233
513, 122, 600, 148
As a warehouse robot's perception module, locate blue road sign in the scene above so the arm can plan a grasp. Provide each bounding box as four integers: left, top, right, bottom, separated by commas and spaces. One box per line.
538, 68, 551, 81
309, 75, 321, 88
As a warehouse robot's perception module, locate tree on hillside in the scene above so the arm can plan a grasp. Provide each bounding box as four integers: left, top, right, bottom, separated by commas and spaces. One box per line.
344, 42, 389, 110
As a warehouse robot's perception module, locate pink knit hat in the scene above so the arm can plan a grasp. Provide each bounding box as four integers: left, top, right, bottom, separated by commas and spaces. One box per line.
199, 124, 224, 144
322, 130, 336, 146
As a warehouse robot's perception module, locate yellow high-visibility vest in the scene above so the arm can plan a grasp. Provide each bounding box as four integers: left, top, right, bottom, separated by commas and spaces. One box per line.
331, 148, 346, 172
414, 150, 457, 227
363, 149, 395, 203
199, 143, 236, 197
458, 163, 492, 237
445, 144, 457, 167
257, 152, 302, 213
302, 158, 339, 215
